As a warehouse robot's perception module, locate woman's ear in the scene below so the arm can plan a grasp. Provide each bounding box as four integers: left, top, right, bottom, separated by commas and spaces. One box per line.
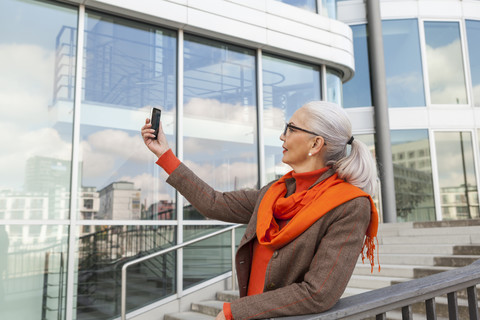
310, 136, 325, 155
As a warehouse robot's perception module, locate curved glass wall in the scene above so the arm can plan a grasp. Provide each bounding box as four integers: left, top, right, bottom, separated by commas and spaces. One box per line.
466, 20, 480, 107
262, 54, 321, 181
0, 0, 77, 318
326, 68, 343, 105
383, 19, 425, 107
182, 35, 258, 221
424, 21, 467, 105
343, 24, 372, 108
391, 130, 435, 222
434, 131, 479, 220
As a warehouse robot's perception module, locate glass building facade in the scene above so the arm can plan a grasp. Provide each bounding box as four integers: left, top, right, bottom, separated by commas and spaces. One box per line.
1, 0, 480, 319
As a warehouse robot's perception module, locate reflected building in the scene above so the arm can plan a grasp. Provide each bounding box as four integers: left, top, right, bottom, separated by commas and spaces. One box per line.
441, 185, 480, 220
98, 181, 141, 220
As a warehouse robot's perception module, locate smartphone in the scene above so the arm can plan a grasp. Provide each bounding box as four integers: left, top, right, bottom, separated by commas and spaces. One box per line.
150, 107, 162, 138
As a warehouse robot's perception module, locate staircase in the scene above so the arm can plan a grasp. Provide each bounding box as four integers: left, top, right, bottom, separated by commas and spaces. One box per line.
164, 220, 480, 320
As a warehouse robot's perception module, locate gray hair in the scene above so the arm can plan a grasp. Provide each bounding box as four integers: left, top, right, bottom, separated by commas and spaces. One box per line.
301, 101, 378, 196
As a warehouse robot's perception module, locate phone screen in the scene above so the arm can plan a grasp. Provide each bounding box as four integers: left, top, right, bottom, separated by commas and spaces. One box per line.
151, 108, 161, 138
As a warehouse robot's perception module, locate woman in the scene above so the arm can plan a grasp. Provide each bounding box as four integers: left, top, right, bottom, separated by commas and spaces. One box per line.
141, 101, 379, 320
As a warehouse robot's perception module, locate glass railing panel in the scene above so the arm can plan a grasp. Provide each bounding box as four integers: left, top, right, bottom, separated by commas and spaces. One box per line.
0, 224, 69, 320
183, 225, 233, 290
76, 224, 177, 319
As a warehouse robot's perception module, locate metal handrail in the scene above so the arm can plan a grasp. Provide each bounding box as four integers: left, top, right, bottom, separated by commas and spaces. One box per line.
273, 259, 480, 320
120, 224, 242, 320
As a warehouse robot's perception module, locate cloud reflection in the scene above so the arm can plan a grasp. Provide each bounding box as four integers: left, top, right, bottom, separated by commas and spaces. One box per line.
426, 40, 467, 104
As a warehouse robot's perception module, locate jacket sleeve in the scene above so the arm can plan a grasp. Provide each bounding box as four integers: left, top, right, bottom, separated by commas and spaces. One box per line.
166, 163, 263, 224
229, 197, 372, 320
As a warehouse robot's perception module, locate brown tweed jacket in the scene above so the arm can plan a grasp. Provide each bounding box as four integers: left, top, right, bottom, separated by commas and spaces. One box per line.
166, 163, 372, 320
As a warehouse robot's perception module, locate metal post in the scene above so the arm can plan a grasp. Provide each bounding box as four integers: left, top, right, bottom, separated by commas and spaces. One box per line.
366, 0, 397, 223
231, 228, 236, 291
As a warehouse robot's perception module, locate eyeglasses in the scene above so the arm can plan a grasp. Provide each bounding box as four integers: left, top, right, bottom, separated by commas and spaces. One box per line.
283, 123, 321, 137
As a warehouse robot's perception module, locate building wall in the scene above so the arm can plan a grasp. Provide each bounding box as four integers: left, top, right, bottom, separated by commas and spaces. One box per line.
339, 0, 480, 222
0, 0, 354, 319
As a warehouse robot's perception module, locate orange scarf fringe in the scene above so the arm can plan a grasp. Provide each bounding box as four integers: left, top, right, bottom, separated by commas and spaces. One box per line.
257, 170, 380, 273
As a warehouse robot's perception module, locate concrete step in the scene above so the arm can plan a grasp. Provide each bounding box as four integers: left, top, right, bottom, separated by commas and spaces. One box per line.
379, 234, 474, 245
353, 264, 417, 278
216, 290, 239, 303
453, 245, 480, 255
357, 253, 479, 267
341, 287, 370, 298
191, 300, 224, 317
376, 244, 457, 255
354, 263, 452, 278
395, 225, 480, 237
347, 275, 407, 290
165, 311, 215, 320
413, 219, 480, 228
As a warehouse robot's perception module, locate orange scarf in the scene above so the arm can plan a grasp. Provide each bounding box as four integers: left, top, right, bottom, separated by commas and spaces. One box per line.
256, 170, 380, 272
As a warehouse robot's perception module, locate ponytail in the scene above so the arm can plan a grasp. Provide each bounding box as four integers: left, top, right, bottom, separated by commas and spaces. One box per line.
302, 101, 378, 196
334, 139, 378, 196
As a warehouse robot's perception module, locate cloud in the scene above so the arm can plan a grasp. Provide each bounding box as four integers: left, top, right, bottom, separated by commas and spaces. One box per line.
85, 129, 152, 162
434, 133, 476, 186
184, 159, 258, 191
184, 97, 256, 123
0, 125, 71, 189
0, 43, 61, 189
426, 40, 468, 104
0, 43, 54, 123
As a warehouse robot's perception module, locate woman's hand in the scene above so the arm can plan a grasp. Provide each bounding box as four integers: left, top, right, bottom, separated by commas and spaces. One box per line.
141, 118, 170, 158
215, 311, 226, 320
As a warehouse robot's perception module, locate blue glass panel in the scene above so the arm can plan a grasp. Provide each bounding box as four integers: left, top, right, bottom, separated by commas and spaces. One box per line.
275, 0, 317, 12
435, 132, 479, 219
424, 21, 467, 105
0, 0, 77, 221
262, 54, 321, 180
321, 0, 337, 18
80, 11, 177, 223
183, 34, 258, 220
466, 20, 480, 107
326, 68, 343, 106
383, 19, 425, 107
391, 130, 435, 222
343, 24, 372, 108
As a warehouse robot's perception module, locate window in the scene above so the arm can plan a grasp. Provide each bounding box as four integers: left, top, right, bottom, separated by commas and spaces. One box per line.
343, 24, 372, 108
183, 35, 257, 218
83, 199, 93, 210
0, 0, 76, 223
435, 131, 479, 220
466, 20, 480, 107
321, 0, 337, 18
424, 21, 467, 105
391, 130, 435, 222
326, 68, 343, 105
383, 19, 425, 107
80, 11, 177, 222
262, 54, 321, 181
275, 0, 317, 13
